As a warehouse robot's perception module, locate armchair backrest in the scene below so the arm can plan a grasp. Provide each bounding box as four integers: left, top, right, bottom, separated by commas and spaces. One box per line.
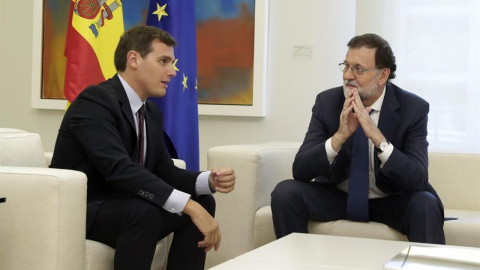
428, 152, 480, 211
0, 129, 48, 168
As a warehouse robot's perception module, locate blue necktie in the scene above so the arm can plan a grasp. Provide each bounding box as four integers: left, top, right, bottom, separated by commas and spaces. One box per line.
347, 126, 370, 222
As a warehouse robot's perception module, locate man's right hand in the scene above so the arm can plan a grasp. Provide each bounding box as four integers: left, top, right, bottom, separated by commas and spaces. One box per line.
332, 88, 360, 151
183, 199, 221, 253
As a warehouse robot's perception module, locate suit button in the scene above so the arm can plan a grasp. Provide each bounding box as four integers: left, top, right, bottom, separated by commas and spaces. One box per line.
138, 189, 145, 195
148, 194, 154, 199
96, 200, 102, 205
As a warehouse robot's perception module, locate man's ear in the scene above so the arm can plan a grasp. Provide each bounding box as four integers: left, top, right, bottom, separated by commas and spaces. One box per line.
126, 50, 140, 69
378, 68, 390, 85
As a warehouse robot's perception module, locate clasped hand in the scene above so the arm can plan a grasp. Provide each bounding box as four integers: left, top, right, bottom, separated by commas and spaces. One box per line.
333, 88, 384, 150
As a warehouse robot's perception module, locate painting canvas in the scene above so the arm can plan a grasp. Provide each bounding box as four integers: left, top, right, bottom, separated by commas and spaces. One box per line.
195, 0, 255, 106
40, 0, 69, 100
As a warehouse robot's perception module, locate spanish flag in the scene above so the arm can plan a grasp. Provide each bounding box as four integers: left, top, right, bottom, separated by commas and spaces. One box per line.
63, 0, 124, 102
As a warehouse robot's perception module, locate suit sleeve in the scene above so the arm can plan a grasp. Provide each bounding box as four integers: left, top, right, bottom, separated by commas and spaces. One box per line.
377, 102, 430, 192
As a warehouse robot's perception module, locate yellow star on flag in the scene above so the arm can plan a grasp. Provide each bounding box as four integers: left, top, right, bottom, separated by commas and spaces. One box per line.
152, 3, 168, 22
172, 59, 179, 72
182, 73, 188, 91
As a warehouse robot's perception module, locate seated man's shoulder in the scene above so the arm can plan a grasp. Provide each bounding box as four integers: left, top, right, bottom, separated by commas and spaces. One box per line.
315, 86, 344, 105
390, 83, 428, 107
73, 80, 121, 109
81, 80, 116, 98
318, 86, 344, 98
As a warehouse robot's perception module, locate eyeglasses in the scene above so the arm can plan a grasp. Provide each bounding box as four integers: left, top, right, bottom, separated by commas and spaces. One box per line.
338, 63, 378, 76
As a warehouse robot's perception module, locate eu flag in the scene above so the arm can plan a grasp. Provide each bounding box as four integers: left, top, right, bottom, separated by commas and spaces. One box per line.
146, 0, 199, 171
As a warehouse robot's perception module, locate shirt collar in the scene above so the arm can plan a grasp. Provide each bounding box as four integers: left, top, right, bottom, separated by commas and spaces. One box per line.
118, 74, 145, 113
370, 85, 386, 112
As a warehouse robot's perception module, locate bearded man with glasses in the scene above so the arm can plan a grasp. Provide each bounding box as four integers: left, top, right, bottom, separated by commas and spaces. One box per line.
271, 33, 445, 244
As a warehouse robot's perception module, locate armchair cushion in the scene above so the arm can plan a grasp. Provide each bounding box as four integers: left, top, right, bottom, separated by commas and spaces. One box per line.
0, 131, 47, 168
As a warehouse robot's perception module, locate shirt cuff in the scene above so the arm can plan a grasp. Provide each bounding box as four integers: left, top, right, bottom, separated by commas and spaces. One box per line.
196, 171, 213, 196
162, 189, 191, 214
377, 142, 394, 168
325, 137, 339, 164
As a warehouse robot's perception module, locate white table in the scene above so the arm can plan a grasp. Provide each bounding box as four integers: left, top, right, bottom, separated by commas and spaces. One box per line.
209, 233, 479, 270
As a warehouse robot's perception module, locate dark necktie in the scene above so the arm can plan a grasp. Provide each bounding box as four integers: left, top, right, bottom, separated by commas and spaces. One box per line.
138, 104, 145, 164
346, 126, 370, 222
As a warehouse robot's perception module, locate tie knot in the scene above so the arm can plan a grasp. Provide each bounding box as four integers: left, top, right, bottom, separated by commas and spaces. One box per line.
138, 104, 145, 116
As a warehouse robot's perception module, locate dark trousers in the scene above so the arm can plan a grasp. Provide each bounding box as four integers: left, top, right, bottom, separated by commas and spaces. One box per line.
271, 180, 445, 244
87, 195, 215, 270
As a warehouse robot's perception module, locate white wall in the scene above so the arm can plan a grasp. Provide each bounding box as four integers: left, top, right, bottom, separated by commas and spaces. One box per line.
0, 0, 355, 170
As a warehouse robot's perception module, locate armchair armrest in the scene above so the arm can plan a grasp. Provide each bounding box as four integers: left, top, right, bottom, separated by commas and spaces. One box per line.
0, 166, 87, 270
206, 142, 300, 266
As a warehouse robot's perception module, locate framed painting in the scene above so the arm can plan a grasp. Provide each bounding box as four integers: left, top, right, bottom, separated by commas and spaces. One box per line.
196, 0, 268, 116
31, 0, 268, 116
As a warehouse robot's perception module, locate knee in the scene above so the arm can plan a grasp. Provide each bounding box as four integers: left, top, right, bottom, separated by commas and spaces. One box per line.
129, 198, 163, 225
271, 180, 301, 206
407, 191, 443, 218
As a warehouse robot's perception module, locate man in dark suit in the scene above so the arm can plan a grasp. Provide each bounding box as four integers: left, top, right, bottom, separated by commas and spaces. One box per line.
271, 33, 445, 244
50, 25, 236, 270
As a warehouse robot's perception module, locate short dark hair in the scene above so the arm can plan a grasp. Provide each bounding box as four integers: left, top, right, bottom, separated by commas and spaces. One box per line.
114, 25, 177, 71
347, 33, 396, 81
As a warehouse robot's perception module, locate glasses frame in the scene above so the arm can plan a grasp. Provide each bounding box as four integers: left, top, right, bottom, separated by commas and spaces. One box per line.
338, 63, 378, 76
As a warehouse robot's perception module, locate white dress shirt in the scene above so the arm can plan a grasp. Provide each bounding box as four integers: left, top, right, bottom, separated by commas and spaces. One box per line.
118, 74, 213, 213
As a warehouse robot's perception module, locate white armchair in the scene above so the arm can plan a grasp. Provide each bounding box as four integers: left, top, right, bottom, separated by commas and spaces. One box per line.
0, 129, 87, 270
0, 128, 183, 270
205, 142, 302, 267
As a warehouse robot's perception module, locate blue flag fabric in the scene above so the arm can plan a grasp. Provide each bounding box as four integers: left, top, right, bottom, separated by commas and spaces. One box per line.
146, 0, 199, 171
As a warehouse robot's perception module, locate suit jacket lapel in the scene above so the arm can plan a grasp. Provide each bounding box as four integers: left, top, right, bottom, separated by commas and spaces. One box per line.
378, 83, 400, 141
375, 83, 401, 175
112, 74, 136, 131
111, 74, 140, 162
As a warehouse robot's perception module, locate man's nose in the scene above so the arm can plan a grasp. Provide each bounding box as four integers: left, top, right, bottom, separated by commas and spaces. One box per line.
343, 66, 355, 80
169, 67, 177, 78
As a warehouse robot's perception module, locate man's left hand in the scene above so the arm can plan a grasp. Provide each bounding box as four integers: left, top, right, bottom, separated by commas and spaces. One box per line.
351, 89, 386, 145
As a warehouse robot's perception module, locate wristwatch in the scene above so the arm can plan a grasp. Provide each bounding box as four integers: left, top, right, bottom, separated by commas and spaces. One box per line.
376, 141, 390, 154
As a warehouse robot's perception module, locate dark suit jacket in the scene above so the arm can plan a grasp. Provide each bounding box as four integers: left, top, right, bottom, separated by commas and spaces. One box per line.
293, 83, 441, 200
50, 74, 200, 230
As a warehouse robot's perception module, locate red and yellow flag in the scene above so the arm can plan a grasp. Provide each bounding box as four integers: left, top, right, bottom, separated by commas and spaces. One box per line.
64, 0, 124, 102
